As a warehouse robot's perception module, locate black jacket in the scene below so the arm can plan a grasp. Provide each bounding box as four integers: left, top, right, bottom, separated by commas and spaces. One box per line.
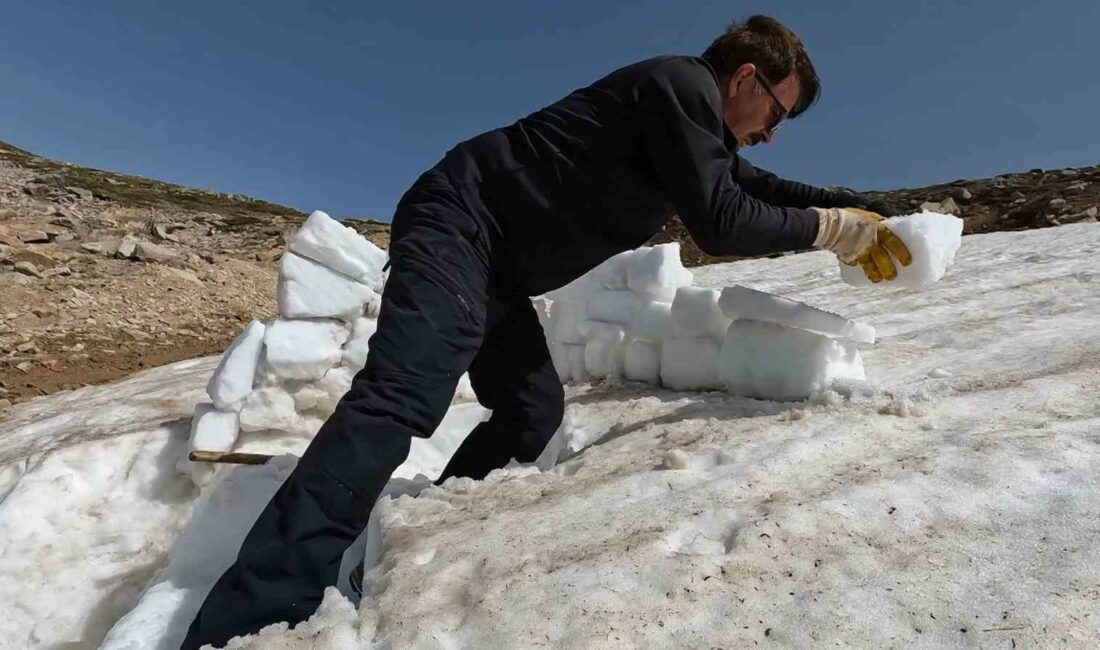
429, 55, 852, 296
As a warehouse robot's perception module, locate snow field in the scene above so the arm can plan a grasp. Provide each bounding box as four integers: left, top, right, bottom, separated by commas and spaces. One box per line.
0, 222, 1096, 648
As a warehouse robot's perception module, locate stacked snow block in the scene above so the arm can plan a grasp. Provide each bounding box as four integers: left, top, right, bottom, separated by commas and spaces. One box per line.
545, 244, 694, 385
542, 244, 874, 401
716, 286, 868, 401
190, 211, 388, 475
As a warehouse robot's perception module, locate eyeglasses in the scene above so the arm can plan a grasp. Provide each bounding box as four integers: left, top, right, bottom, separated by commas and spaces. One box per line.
754, 70, 789, 133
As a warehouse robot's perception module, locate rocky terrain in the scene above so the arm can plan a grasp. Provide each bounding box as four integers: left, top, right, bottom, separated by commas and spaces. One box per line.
0, 138, 1096, 409
0, 140, 388, 408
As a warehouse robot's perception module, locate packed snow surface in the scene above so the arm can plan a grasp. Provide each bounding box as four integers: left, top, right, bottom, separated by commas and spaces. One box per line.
1, 223, 1098, 648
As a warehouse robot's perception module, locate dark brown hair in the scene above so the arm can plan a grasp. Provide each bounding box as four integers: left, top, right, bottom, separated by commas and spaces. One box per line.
701, 15, 821, 118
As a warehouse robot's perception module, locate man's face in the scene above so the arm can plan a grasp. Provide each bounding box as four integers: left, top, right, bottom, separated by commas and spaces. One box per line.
722, 63, 800, 148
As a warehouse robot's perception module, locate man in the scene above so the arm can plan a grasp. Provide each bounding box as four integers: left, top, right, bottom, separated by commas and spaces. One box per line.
183, 15, 909, 648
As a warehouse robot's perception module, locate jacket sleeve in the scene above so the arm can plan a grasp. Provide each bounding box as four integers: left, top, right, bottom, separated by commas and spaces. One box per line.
732, 155, 854, 209
641, 59, 819, 257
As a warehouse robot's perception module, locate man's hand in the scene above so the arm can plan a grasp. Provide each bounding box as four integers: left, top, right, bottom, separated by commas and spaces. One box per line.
812, 207, 913, 283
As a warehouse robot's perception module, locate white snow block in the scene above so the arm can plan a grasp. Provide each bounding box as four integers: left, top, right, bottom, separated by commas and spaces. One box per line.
206, 320, 266, 411
238, 386, 299, 432
288, 210, 389, 290
551, 342, 587, 383
566, 344, 587, 382
278, 252, 377, 322
720, 319, 866, 401
549, 300, 587, 344
291, 384, 329, 413
342, 317, 378, 371
550, 342, 571, 382
261, 319, 349, 381
531, 297, 551, 333
317, 366, 356, 414
591, 250, 636, 289
660, 337, 721, 390
586, 288, 639, 326
627, 243, 694, 301
719, 285, 875, 344
839, 211, 964, 289
582, 322, 627, 379
189, 403, 240, 452
630, 300, 673, 342
671, 287, 732, 339
624, 339, 661, 384
545, 273, 602, 303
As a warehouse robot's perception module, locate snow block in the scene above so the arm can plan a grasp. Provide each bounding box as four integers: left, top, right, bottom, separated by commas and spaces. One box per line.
205, 320, 266, 411
288, 210, 388, 290
261, 319, 349, 381
630, 300, 673, 342
624, 339, 661, 384
545, 273, 602, 303
342, 317, 378, 371
551, 342, 587, 383
582, 322, 627, 379
317, 366, 356, 414
627, 243, 693, 301
549, 300, 587, 344
719, 319, 866, 401
719, 285, 875, 344
189, 403, 240, 452
671, 287, 732, 339
586, 288, 639, 327
591, 249, 637, 289
660, 336, 721, 390
238, 386, 299, 432
278, 252, 377, 322
839, 211, 963, 290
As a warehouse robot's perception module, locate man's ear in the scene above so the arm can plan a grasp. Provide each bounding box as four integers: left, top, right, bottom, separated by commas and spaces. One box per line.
728, 63, 756, 97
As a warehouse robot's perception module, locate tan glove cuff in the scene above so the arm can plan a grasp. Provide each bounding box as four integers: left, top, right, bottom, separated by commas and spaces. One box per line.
812, 207, 877, 262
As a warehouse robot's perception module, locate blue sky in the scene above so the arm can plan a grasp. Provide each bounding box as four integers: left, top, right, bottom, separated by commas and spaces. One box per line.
4, 1, 1097, 221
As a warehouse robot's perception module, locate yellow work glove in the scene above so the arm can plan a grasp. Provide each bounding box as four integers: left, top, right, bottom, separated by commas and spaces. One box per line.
811, 207, 913, 283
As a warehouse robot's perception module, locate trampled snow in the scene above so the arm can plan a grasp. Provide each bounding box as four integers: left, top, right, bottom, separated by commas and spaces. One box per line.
1, 223, 1099, 648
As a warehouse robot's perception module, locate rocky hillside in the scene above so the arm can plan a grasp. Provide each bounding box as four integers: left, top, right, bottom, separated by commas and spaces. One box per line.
0, 138, 1096, 409
0, 141, 387, 408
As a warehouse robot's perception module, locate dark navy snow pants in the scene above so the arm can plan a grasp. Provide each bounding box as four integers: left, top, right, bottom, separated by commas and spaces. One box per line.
182, 170, 564, 649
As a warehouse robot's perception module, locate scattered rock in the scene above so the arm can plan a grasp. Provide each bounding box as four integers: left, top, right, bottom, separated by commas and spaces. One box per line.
0, 272, 32, 286
1060, 169, 1079, 177
18, 230, 50, 243
134, 241, 178, 263
15, 361, 32, 373
0, 399, 11, 409
1049, 198, 1067, 208
152, 223, 179, 242
16, 342, 35, 353
22, 182, 51, 197
13, 261, 42, 277
919, 201, 942, 212
116, 235, 138, 259
66, 186, 95, 200
939, 197, 960, 214
80, 242, 105, 254
950, 187, 972, 202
